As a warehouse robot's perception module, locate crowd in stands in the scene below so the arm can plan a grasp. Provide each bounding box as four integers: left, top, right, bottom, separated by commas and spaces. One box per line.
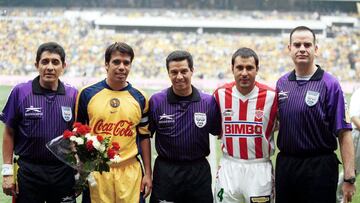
0, 8, 359, 82
0, 8, 329, 20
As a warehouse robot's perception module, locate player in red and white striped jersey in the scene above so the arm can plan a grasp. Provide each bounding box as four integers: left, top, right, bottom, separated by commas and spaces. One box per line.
213, 47, 277, 203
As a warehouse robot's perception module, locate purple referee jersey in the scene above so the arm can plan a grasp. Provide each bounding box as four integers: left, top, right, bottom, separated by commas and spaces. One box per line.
0, 76, 77, 162
149, 86, 221, 161
276, 66, 352, 155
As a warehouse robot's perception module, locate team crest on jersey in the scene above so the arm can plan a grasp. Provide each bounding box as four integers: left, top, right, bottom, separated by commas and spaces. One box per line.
194, 112, 207, 128
223, 109, 234, 117
61, 106, 72, 122
110, 98, 120, 108
255, 110, 264, 119
305, 90, 319, 107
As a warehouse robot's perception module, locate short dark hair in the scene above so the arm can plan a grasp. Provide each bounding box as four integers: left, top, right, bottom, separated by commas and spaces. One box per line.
290, 26, 316, 44
231, 47, 259, 68
166, 50, 193, 72
36, 42, 65, 64
105, 42, 134, 64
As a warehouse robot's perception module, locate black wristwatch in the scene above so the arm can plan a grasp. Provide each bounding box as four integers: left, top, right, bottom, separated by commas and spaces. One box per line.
344, 176, 356, 184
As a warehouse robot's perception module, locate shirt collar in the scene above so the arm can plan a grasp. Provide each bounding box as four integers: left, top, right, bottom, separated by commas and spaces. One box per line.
103, 79, 132, 91
32, 76, 65, 95
167, 85, 201, 104
288, 64, 324, 81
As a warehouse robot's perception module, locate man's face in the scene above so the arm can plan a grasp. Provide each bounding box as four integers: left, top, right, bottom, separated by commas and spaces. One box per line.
168, 59, 193, 95
232, 56, 257, 94
289, 30, 318, 67
36, 51, 65, 86
105, 51, 132, 86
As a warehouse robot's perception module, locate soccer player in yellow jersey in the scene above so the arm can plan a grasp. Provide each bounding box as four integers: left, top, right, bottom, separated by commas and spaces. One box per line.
75, 42, 152, 203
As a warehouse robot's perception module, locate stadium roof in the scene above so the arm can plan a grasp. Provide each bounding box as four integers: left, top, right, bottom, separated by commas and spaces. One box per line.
93, 16, 327, 35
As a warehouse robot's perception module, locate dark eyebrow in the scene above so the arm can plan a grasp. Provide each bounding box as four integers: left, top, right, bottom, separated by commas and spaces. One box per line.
112, 59, 131, 65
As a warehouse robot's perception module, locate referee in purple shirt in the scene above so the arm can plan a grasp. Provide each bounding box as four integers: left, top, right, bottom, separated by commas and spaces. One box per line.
149, 50, 222, 203
276, 26, 356, 203
1, 42, 77, 203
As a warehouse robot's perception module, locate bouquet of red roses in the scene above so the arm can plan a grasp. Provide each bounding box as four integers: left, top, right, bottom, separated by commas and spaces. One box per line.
46, 122, 121, 192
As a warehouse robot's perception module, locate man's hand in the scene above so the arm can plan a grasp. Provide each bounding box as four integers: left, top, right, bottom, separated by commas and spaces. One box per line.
141, 173, 152, 198
2, 175, 17, 196
342, 182, 356, 203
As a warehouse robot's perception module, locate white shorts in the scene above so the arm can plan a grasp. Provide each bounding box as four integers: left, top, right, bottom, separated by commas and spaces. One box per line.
214, 155, 274, 203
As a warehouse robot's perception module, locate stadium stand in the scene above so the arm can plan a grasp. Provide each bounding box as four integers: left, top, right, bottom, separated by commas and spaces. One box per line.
0, 6, 359, 89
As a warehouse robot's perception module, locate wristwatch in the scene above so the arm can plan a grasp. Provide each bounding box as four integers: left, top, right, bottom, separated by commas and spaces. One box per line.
344, 176, 356, 184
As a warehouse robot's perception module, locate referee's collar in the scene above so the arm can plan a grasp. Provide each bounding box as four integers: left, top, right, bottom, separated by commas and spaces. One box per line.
167, 85, 201, 104
288, 64, 324, 81
32, 76, 66, 95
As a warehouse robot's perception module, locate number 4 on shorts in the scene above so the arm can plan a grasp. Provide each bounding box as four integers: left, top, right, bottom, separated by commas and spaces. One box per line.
217, 188, 224, 202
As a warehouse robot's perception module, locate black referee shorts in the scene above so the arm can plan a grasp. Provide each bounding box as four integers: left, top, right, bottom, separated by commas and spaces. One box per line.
16, 158, 76, 203
150, 157, 213, 203
275, 152, 339, 203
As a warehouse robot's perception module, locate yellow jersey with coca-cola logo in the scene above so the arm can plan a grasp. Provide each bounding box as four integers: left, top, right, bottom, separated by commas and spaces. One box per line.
75, 79, 150, 163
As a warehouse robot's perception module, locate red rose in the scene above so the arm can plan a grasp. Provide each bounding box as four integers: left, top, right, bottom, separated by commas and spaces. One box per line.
77, 125, 91, 135
86, 140, 94, 151
112, 142, 120, 150
63, 129, 73, 139
73, 122, 82, 128
107, 149, 116, 159
97, 135, 104, 142
85, 125, 91, 134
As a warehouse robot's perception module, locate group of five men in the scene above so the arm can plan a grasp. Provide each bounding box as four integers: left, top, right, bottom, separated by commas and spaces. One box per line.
1, 26, 358, 203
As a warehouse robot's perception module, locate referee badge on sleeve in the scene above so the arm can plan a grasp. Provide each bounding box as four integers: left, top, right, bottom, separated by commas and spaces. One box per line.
194, 113, 207, 128
305, 90, 319, 107
61, 106, 72, 122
